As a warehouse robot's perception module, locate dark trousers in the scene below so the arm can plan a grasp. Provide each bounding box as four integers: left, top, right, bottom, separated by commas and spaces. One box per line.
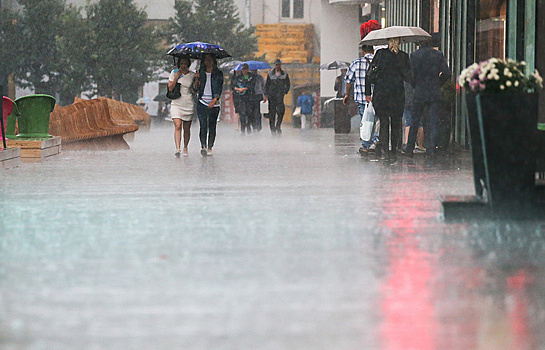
334, 100, 350, 134
251, 101, 262, 131
237, 100, 254, 133
407, 100, 441, 154
268, 99, 285, 131
376, 110, 403, 154
197, 102, 219, 148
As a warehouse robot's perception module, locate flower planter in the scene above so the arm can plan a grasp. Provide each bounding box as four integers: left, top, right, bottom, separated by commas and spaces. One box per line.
465, 91, 538, 212
14, 94, 56, 139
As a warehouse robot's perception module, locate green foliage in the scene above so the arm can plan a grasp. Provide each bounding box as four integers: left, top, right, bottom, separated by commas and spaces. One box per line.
15, 0, 65, 95
56, 4, 94, 105
0, 8, 25, 83
166, 0, 257, 62
87, 0, 162, 100
2, 0, 161, 104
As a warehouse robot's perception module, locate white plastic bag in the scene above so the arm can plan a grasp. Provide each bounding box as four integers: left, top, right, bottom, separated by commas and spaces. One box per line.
359, 102, 375, 141
260, 100, 269, 114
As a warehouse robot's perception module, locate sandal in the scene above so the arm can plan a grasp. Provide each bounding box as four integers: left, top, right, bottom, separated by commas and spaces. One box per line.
182, 148, 189, 157
175, 149, 181, 157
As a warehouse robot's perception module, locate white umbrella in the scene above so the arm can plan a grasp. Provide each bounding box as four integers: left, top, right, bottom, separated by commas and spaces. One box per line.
360, 26, 431, 46
219, 60, 242, 71
319, 60, 350, 70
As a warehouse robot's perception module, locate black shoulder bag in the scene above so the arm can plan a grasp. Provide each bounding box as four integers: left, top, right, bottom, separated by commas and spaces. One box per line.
366, 57, 380, 85
166, 83, 181, 99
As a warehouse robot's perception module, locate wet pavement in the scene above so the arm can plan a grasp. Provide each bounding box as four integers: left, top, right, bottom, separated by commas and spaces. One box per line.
1, 121, 545, 349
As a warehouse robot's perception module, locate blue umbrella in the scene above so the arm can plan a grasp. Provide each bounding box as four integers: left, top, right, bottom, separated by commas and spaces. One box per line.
167, 41, 231, 59
233, 60, 272, 71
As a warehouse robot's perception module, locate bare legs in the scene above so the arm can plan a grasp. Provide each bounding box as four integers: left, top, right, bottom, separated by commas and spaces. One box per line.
174, 119, 182, 152
174, 118, 192, 156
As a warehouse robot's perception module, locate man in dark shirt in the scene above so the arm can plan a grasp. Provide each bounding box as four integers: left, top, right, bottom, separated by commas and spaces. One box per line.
404, 39, 451, 156
264, 59, 291, 135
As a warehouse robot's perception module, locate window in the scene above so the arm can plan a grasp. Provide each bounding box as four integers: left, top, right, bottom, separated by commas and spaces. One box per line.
281, 0, 304, 19
476, 0, 507, 61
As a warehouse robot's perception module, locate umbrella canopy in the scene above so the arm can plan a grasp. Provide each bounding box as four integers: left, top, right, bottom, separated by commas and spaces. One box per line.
233, 60, 272, 71
136, 97, 152, 104
153, 94, 169, 102
167, 41, 231, 59
219, 60, 243, 71
320, 60, 350, 71
360, 26, 431, 46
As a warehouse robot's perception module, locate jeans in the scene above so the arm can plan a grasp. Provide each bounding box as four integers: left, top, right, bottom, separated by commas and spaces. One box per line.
197, 102, 220, 148
407, 100, 440, 154
403, 106, 423, 128
358, 103, 379, 149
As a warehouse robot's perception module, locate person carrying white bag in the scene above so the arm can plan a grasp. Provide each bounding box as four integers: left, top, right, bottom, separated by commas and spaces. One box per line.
360, 102, 375, 141
344, 45, 379, 156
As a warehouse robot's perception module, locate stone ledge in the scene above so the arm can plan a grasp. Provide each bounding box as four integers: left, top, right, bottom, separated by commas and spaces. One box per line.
0, 147, 21, 169
6, 136, 61, 159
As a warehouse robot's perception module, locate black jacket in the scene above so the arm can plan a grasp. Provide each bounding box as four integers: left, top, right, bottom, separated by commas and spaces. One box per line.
410, 46, 451, 102
365, 48, 413, 113
196, 67, 224, 102
334, 74, 347, 98
264, 69, 290, 102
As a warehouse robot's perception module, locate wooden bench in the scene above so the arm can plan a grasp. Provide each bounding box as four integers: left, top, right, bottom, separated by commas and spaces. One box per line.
49, 98, 140, 143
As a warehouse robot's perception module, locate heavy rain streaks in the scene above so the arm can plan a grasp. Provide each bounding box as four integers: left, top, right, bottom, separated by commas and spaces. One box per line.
2, 123, 545, 349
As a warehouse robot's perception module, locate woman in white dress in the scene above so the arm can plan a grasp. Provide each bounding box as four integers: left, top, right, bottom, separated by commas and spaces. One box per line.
168, 56, 195, 157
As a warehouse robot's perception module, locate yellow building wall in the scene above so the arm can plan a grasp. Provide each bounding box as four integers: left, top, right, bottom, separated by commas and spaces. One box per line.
255, 24, 320, 123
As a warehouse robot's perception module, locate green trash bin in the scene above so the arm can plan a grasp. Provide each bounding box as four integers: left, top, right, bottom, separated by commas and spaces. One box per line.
14, 94, 56, 139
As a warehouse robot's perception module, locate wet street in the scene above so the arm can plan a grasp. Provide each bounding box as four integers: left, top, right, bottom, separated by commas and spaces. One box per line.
1, 121, 545, 349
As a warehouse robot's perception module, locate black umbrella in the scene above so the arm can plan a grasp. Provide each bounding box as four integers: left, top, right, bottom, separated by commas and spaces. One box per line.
153, 94, 169, 102
167, 41, 231, 59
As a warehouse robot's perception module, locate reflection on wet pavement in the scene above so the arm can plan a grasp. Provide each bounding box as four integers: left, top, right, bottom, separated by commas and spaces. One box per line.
1, 122, 544, 349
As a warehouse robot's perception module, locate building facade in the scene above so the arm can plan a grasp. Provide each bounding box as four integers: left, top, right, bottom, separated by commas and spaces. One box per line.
381, 0, 543, 145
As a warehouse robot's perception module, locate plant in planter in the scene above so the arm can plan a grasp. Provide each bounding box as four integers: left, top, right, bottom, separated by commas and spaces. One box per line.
459, 58, 542, 93
458, 58, 543, 214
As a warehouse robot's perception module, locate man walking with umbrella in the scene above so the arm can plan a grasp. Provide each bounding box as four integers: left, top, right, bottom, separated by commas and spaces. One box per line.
264, 59, 290, 135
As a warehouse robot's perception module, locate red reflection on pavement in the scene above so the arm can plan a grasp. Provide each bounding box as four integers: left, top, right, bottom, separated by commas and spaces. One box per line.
378, 180, 437, 350
381, 236, 435, 350
507, 270, 532, 350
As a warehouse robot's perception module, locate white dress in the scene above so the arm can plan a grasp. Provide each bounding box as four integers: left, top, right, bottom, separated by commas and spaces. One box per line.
169, 69, 195, 121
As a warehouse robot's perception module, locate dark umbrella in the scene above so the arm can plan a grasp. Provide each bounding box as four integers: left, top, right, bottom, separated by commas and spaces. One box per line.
167, 41, 231, 59
153, 94, 169, 102
233, 61, 272, 71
